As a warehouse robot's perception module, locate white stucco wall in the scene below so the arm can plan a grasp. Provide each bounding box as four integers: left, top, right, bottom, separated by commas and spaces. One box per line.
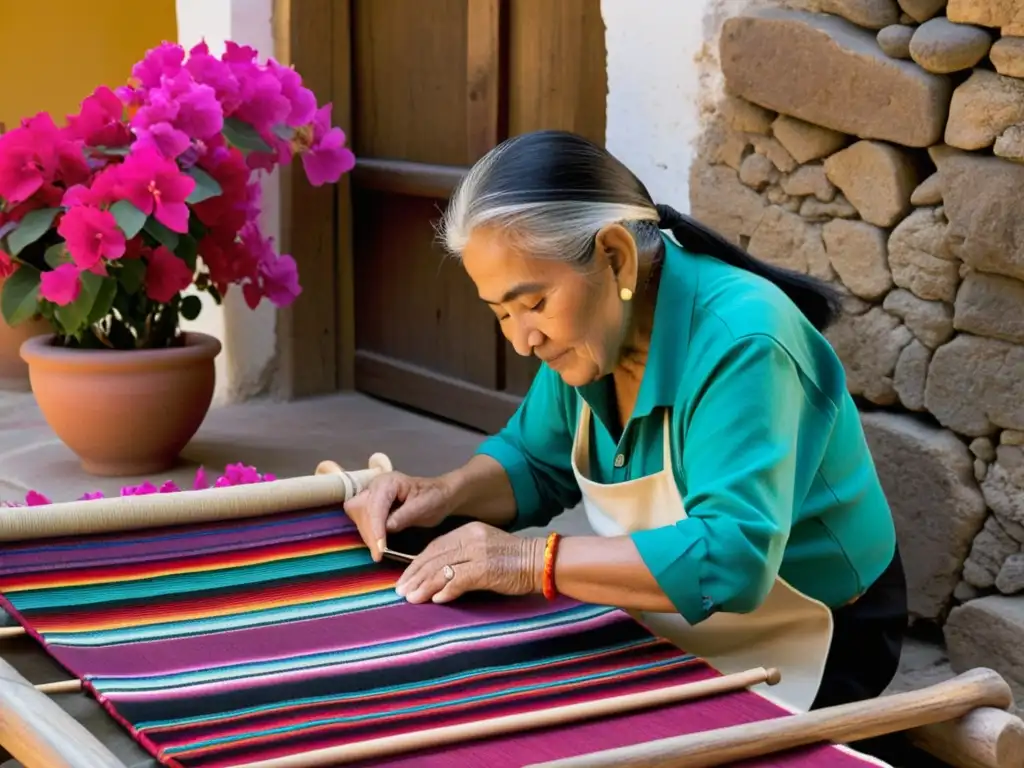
603, 0, 744, 213
176, 0, 280, 406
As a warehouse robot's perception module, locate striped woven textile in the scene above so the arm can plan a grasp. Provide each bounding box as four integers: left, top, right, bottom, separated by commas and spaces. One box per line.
0, 508, 885, 768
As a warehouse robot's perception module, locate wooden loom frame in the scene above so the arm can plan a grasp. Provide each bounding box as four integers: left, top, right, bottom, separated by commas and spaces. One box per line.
0, 456, 1022, 768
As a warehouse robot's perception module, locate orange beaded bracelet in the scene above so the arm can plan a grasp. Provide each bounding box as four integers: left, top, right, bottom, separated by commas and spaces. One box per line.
542, 531, 562, 600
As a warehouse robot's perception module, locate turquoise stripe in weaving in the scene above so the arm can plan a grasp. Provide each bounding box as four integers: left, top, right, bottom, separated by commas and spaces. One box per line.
90, 603, 617, 692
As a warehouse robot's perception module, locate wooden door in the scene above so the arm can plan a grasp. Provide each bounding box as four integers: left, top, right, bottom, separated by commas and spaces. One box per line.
341, 0, 607, 433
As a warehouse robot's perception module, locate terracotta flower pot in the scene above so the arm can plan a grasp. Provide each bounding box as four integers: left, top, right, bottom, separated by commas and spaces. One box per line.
20, 332, 222, 477
0, 276, 51, 392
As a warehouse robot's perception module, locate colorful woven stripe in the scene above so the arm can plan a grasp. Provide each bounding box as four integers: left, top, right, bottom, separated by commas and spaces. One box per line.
0, 509, 883, 767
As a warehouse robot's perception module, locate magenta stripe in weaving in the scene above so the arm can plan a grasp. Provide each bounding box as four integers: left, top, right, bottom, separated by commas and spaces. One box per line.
0, 508, 884, 767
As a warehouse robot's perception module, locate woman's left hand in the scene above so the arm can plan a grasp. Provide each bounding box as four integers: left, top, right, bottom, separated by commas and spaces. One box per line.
396, 521, 544, 604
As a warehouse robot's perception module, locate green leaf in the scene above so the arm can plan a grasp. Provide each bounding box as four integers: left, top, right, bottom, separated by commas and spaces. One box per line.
184, 167, 223, 204
180, 294, 203, 321
272, 124, 296, 140
177, 235, 199, 271
7, 208, 60, 256
54, 270, 109, 335
89, 145, 131, 157
222, 117, 273, 154
144, 218, 180, 251
86, 276, 118, 325
116, 258, 146, 294
111, 200, 147, 239
0, 266, 41, 327
43, 243, 72, 269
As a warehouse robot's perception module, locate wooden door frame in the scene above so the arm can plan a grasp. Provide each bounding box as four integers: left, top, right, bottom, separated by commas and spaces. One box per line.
274, 0, 358, 399
275, 0, 503, 405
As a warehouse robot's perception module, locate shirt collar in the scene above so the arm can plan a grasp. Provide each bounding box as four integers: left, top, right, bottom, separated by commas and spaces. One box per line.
633, 235, 696, 418
579, 234, 697, 420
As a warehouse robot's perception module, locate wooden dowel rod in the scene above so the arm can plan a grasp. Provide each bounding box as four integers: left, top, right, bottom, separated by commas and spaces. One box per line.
524, 667, 1014, 768
909, 706, 1024, 768
34, 680, 82, 695
233, 666, 782, 767
0, 656, 125, 767
0, 453, 393, 542
0, 627, 25, 639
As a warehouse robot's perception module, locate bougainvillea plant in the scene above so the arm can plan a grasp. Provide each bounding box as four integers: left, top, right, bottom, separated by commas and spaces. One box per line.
0, 40, 355, 349
0, 462, 276, 507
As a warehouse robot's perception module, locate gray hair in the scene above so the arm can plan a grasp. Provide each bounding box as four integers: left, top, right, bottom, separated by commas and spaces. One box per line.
438, 132, 663, 266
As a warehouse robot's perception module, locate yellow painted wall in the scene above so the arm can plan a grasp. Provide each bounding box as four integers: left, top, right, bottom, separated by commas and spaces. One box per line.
0, 0, 178, 130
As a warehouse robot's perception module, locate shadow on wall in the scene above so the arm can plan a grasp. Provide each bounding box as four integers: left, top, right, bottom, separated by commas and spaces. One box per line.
0, 0, 178, 130
690, 0, 1024, 703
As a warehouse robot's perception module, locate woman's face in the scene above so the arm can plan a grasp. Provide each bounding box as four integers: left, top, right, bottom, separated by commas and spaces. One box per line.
461, 224, 638, 387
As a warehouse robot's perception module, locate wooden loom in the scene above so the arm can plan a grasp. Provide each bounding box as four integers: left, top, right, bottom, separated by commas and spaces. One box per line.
0, 454, 1020, 768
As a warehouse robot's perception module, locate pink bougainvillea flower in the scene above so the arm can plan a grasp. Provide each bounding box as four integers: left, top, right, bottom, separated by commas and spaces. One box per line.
268, 60, 317, 127
57, 205, 126, 269
186, 41, 242, 114
65, 86, 132, 148
0, 250, 15, 279
25, 490, 51, 506
0, 128, 47, 204
120, 482, 159, 496
174, 80, 224, 140
79, 491, 105, 501
39, 263, 82, 306
118, 147, 195, 232
144, 245, 194, 303
193, 466, 209, 490
238, 222, 300, 308
300, 105, 355, 187
134, 122, 192, 160
61, 165, 123, 209
131, 42, 185, 90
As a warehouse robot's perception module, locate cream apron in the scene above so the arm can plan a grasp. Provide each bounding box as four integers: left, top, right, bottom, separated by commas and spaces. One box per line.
570, 403, 834, 713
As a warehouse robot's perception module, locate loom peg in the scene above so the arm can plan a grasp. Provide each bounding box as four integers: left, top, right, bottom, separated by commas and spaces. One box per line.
228, 666, 781, 767
33, 680, 83, 695
523, 667, 1016, 768
0, 626, 25, 639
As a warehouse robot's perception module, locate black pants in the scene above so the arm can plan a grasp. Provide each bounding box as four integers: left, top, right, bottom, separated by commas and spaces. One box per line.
812, 544, 908, 710
810, 546, 946, 766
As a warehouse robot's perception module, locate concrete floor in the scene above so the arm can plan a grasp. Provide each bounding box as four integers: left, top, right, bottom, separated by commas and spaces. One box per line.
0, 390, 954, 765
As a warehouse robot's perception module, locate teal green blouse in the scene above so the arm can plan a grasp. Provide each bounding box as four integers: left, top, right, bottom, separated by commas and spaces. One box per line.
476, 236, 897, 625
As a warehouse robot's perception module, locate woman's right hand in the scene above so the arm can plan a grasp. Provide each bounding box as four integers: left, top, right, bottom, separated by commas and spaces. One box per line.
343, 472, 454, 562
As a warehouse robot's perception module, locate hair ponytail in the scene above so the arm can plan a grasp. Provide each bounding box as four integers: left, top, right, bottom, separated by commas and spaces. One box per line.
656, 204, 841, 331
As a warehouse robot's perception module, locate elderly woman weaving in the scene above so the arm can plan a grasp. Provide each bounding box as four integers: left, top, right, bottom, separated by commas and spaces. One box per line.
345, 130, 907, 720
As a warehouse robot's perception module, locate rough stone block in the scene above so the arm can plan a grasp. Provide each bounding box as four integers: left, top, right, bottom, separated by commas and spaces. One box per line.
990, 36, 1024, 78
898, 0, 948, 22
720, 8, 953, 147
888, 207, 959, 302
909, 17, 992, 74
926, 334, 1024, 436
826, 307, 912, 404
941, 154, 1024, 282
946, 69, 1024, 150
883, 288, 954, 348
945, 595, 1024, 702
877, 24, 915, 58
947, 0, 1021, 28
954, 271, 1024, 344
861, 411, 987, 620
822, 219, 893, 299
689, 163, 767, 245
771, 115, 848, 162
824, 140, 920, 226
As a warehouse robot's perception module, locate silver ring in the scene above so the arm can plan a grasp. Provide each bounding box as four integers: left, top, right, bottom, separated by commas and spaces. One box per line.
442, 564, 455, 582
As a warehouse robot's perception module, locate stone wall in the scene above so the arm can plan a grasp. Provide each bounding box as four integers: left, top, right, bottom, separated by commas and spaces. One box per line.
691, 0, 1024, 695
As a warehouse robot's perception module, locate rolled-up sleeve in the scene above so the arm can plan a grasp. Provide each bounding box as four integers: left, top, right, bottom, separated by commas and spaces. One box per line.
630, 333, 835, 625
475, 365, 581, 530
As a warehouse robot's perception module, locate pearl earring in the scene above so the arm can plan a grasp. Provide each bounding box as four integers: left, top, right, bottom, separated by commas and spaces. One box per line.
620, 288, 633, 302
